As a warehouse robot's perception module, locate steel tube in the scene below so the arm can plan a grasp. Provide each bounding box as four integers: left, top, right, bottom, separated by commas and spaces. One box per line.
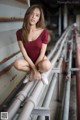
75, 33, 80, 120
37, 49, 65, 120
62, 39, 73, 120
48, 26, 69, 60
8, 82, 34, 120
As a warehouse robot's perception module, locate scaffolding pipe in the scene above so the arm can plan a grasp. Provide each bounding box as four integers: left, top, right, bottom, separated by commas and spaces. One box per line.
26, 0, 30, 7
36, 47, 66, 107
37, 49, 65, 120
48, 26, 70, 59
75, 33, 80, 120
17, 30, 70, 120
62, 39, 73, 120
45, 54, 65, 107
8, 82, 34, 120
47, 30, 69, 75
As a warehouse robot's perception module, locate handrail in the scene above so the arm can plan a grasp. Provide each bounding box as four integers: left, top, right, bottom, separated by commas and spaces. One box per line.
48, 26, 70, 60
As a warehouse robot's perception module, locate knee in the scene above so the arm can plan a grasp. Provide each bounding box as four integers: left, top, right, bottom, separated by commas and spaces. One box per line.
13, 60, 21, 70
41, 61, 51, 72
45, 62, 51, 71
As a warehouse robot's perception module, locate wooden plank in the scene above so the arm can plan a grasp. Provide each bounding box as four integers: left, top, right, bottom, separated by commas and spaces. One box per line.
0, 17, 23, 22
0, 51, 20, 64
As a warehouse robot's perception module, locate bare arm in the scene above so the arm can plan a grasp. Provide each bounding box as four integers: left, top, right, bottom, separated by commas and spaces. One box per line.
35, 43, 47, 66
18, 41, 36, 71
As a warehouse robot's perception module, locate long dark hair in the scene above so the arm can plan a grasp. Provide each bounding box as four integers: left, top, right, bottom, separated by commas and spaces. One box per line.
22, 4, 45, 43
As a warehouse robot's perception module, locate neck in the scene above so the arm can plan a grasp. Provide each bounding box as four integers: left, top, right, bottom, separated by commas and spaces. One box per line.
30, 25, 37, 32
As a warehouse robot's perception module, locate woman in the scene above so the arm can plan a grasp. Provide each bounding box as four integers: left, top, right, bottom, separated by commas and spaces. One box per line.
14, 4, 51, 85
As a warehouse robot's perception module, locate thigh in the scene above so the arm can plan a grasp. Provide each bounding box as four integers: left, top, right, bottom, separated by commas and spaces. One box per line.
14, 57, 29, 67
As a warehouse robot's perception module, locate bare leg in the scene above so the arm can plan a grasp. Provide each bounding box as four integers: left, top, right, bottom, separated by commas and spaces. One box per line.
14, 58, 30, 72
36, 56, 51, 85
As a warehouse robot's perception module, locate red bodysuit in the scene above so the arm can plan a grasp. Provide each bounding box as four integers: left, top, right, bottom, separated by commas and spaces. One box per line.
16, 29, 48, 63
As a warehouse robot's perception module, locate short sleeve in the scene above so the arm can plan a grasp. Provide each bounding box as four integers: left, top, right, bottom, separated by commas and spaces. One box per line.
16, 29, 22, 41
42, 29, 48, 44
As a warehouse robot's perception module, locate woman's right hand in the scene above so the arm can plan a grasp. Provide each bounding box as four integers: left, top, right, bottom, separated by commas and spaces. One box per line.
33, 70, 41, 80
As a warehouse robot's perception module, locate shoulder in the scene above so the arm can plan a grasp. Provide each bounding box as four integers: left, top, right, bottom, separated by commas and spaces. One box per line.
41, 29, 49, 44
16, 28, 22, 35
41, 29, 48, 36
16, 28, 22, 41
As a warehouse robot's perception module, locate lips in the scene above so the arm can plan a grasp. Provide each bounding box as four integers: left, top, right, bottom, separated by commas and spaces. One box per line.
31, 19, 35, 22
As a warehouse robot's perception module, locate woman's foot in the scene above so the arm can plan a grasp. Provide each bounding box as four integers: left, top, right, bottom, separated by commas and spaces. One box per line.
23, 70, 35, 83
23, 75, 29, 84
41, 73, 48, 85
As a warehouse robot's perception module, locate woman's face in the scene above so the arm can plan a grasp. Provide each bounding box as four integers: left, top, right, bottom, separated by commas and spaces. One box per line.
29, 8, 40, 25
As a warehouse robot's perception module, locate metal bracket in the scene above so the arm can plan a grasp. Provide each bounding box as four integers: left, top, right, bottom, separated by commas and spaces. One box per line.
52, 68, 61, 73
70, 68, 80, 71
31, 107, 50, 120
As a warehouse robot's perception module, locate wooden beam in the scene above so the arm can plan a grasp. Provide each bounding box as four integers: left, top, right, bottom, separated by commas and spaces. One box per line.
16, 0, 27, 4
0, 17, 23, 22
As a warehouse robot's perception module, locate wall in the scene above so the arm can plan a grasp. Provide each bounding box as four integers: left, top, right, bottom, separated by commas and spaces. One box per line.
0, 0, 29, 106
0, 0, 28, 31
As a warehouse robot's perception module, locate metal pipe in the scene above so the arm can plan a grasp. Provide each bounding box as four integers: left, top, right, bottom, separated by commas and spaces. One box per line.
62, 39, 73, 120
26, 0, 30, 7
43, 52, 64, 107
63, 4, 68, 30
37, 49, 65, 120
75, 33, 80, 120
18, 81, 44, 120
59, 7, 62, 36
8, 82, 34, 120
48, 26, 70, 60
70, 68, 80, 71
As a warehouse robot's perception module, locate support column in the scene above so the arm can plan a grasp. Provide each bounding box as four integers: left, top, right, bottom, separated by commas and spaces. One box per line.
63, 4, 68, 30
59, 7, 61, 36
26, 0, 30, 7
